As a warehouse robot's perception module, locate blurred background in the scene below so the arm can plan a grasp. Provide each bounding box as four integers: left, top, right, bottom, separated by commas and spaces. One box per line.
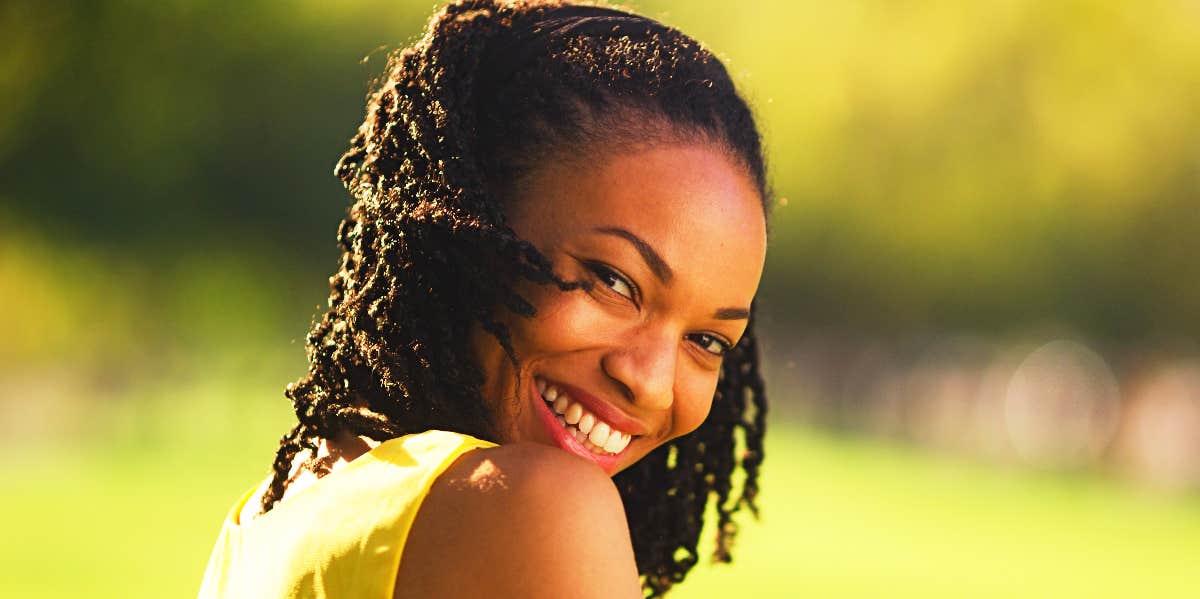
2, 0, 1198, 596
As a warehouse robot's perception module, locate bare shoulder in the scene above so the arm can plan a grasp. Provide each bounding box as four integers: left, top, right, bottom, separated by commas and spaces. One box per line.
394, 443, 642, 599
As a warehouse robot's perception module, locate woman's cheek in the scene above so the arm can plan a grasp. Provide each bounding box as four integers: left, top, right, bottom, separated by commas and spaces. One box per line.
521, 287, 619, 352
672, 375, 718, 438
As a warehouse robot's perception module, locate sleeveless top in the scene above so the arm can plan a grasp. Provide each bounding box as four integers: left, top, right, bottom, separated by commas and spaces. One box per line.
198, 430, 496, 599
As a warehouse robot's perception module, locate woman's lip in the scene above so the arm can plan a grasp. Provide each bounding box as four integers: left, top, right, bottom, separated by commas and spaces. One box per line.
531, 381, 623, 473
537, 376, 650, 437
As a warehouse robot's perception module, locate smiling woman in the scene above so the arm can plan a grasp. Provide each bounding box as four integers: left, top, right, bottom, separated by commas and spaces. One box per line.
476, 144, 766, 479
198, 1, 770, 598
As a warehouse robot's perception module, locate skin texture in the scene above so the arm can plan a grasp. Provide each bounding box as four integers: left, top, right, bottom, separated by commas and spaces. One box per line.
476, 141, 767, 473
393, 141, 767, 597
395, 443, 641, 598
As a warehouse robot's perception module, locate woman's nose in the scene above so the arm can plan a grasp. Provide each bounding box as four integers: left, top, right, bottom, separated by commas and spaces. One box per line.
600, 326, 676, 411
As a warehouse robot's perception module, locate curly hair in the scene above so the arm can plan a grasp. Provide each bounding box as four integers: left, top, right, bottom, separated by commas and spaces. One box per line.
259, 1, 769, 595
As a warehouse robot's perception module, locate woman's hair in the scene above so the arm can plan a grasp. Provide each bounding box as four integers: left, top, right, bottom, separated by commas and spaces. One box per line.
261, 1, 769, 595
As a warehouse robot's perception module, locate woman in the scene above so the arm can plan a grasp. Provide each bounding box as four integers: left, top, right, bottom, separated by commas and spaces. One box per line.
200, 1, 770, 597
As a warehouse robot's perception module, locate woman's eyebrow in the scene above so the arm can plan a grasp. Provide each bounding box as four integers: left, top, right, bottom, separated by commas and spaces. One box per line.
713, 306, 750, 320
593, 226, 674, 283
594, 226, 750, 320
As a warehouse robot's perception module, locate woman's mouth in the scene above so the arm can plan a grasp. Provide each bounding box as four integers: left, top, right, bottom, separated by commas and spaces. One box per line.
533, 376, 635, 463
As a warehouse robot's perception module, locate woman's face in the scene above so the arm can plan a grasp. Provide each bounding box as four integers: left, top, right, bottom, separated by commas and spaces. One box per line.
471, 141, 767, 475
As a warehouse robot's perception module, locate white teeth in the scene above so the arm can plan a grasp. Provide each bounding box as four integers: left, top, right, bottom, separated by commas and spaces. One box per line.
589, 421, 611, 447
604, 431, 628, 454
564, 403, 582, 425
537, 378, 632, 455
577, 412, 595, 435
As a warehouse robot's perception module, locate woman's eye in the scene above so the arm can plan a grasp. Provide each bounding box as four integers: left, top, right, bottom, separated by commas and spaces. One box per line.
689, 333, 731, 356
587, 263, 637, 302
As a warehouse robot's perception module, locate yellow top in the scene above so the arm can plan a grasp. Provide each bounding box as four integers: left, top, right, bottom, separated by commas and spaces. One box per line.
198, 430, 496, 599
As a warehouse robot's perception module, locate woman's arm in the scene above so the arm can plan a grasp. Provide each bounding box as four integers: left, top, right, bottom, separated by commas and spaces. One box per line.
395, 442, 643, 598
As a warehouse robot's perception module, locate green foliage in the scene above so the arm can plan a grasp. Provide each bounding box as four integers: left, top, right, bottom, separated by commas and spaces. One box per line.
646, 0, 1200, 339
3, 0, 1198, 346
0, 0, 424, 255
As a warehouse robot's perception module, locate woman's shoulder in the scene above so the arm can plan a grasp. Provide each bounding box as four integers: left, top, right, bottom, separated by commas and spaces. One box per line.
443, 441, 615, 494
394, 442, 642, 598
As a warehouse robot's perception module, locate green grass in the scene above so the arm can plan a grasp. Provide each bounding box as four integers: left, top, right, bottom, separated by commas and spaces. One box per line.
682, 432, 1200, 598
5, 391, 1198, 598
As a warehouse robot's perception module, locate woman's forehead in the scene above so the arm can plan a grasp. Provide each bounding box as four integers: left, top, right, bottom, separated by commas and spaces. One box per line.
509, 142, 767, 303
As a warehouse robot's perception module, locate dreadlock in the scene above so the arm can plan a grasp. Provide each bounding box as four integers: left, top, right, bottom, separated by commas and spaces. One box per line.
260, 1, 770, 596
